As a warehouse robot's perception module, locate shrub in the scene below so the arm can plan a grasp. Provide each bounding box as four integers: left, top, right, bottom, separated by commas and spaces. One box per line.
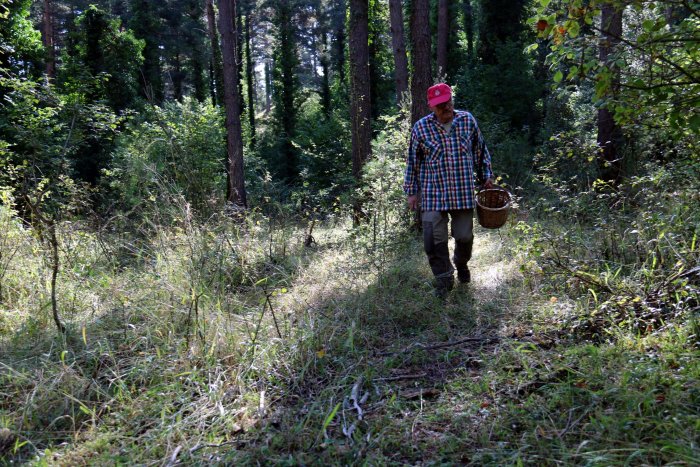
105, 98, 227, 218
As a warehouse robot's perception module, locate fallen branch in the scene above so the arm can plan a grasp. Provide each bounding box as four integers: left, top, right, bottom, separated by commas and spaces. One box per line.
374, 373, 427, 382
378, 336, 498, 357
166, 445, 182, 467
189, 441, 238, 454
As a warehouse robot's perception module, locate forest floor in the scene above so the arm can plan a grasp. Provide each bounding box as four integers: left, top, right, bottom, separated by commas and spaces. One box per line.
1, 219, 698, 465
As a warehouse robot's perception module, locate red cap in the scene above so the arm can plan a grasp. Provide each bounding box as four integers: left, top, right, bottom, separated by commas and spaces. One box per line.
427, 83, 452, 107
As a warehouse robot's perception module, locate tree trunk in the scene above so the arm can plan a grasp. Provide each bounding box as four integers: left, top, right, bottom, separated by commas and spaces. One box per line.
477, 0, 526, 65
314, 0, 331, 115
130, 0, 164, 103
462, 0, 473, 62
437, 0, 448, 77
349, 0, 372, 224
43, 0, 56, 79
597, 4, 624, 184
218, 0, 247, 209
173, 51, 184, 101
49, 222, 65, 334
368, 0, 381, 123
265, 60, 272, 113
332, 0, 347, 86
388, 0, 408, 105
187, 0, 207, 102
236, 5, 245, 117
320, 29, 332, 115
273, 1, 299, 181
410, 0, 431, 124
244, 13, 256, 146
206, 0, 225, 106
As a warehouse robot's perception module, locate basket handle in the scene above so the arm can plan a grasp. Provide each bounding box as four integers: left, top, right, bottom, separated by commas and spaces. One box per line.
477, 183, 504, 192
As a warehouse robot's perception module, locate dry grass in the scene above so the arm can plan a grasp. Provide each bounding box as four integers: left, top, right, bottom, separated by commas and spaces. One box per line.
1, 205, 698, 465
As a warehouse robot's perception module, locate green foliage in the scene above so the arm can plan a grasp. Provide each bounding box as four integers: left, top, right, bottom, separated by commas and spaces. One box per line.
271, 0, 302, 181
1, 1, 699, 464
59, 5, 144, 112
0, 0, 43, 77
128, 0, 164, 103
106, 98, 226, 218
294, 95, 352, 201
368, 0, 396, 120
455, 40, 543, 133
533, 0, 700, 137
515, 152, 700, 341
355, 111, 415, 259
0, 74, 119, 209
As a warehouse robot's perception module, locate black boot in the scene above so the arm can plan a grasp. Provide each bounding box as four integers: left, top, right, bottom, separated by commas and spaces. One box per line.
453, 239, 473, 284
434, 275, 454, 299
456, 265, 470, 283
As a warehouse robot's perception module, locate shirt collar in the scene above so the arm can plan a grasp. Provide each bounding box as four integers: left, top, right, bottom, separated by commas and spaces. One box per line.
429, 111, 458, 127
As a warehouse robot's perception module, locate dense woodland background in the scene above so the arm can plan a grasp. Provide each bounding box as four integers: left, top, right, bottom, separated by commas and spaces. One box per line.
0, 0, 699, 464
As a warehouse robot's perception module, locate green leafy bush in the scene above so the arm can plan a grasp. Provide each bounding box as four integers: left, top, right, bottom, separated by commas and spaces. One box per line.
105, 98, 226, 218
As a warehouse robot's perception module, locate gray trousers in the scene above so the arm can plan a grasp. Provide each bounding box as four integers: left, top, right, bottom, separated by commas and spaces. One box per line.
422, 210, 474, 280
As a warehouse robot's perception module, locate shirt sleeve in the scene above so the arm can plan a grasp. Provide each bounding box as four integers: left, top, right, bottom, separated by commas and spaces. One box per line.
471, 118, 494, 184
403, 126, 421, 196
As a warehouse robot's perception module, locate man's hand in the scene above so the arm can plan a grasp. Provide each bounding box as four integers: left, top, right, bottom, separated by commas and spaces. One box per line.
483, 178, 494, 189
407, 194, 420, 211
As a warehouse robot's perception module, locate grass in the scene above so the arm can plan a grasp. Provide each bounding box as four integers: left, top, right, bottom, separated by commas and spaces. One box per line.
0, 202, 698, 465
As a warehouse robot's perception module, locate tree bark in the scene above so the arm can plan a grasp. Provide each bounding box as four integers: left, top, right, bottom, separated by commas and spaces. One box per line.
206, 0, 225, 106
349, 0, 372, 223
236, 4, 245, 117
477, 0, 526, 65
462, 0, 473, 62
244, 13, 256, 146
265, 60, 272, 113
43, 0, 56, 79
49, 222, 65, 334
173, 51, 184, 101
218, 0, 247, 209
317, 1, 332, 116
187, 0, 207, 102
130, 0, 164, 103
410, 0, 431, 124
273, 1, 299, 181
437, 0, 449, 77
388, 0, 408, 104
332, 0, 347, 86
320, 29, 332, 115
597, 4, 624, 184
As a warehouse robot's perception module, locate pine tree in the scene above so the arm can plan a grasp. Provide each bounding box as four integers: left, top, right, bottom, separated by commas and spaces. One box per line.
437, 0, 448, 77
42, 0, 56, 78
410, 0, 431, 123
349, 0, 371, 222
597, 4, 624, 183
272, 0, 300, 181
206, 0, 225, 105
388, 0, 408, 104
218, 0, 248, 208
129, 0, 164, 103
243, 5, 256, 145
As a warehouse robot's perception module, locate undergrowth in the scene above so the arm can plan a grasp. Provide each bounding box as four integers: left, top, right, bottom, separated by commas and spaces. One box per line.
1, 156, 699, 465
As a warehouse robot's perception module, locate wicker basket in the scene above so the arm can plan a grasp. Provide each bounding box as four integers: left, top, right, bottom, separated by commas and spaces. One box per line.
476, 186, 511, 229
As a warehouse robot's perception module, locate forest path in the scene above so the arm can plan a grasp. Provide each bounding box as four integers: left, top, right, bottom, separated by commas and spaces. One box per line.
230, 227, 550, 464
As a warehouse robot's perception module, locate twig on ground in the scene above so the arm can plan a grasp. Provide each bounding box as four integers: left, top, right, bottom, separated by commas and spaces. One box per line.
374, 373, 427, 382
378, 336, 499, 357
189, 441, 238, 454
350, 376, 364, 420
166, 445, 182, 466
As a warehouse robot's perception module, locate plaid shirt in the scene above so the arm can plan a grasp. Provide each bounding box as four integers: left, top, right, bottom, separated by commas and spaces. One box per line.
403, 110, 493, 211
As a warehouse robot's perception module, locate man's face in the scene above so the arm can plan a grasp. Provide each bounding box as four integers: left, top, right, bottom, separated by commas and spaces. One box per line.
431, 99, 454, 123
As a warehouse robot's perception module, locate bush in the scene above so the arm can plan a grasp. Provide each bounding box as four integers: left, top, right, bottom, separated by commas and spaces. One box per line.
105, 98, 227, 218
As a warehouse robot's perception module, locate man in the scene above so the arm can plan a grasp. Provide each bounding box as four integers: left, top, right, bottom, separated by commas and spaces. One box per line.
403, 83, 494, 298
